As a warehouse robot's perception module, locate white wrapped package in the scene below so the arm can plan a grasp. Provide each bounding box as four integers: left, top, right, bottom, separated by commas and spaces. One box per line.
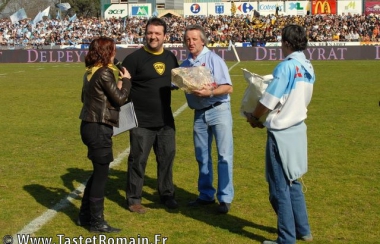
240, 68, 273, 122
171, 66, 215, 93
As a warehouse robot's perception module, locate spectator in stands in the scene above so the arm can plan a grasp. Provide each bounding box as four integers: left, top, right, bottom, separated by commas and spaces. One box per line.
372, 25, 379, 41
345, 30, 352, 41
0, 29, 6, 45
340, 30, 347, 41
258, 33, 267, 46
351, 29, 360, 41
250, 34, 259, 46
332, 31, 340, 41
361, 32, 371, 42
1, 13, 379, 49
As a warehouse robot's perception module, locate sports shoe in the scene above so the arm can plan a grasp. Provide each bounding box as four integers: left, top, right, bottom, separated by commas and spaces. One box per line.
187, 198, 215, 207
262, 241, 278, 244
128, 204, 147, 214
298, 234, 313, 242
217, 202, 231, 214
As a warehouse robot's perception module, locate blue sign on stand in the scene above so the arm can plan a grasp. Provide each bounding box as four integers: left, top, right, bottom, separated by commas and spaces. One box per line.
242, 42, 252, 47
81, 44, 89, 49
215, 4, 224, 14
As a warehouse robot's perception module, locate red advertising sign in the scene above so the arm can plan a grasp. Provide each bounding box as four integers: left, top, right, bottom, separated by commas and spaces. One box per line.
312, 0, 337, 14
365, 2, 380, 15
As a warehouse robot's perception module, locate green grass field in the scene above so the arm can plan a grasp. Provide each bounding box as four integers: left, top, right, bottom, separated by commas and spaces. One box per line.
0, 60, 379, 243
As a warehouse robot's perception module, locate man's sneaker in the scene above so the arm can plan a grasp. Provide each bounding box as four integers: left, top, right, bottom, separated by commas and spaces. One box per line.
262, 241, 278, 244
187, 198, 215, 207
298, 234, 313, 242
217, 202, 231, 214
128, 204, 147, 214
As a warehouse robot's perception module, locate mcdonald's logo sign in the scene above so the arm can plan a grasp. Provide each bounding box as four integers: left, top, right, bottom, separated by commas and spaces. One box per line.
314, 0, 331, 14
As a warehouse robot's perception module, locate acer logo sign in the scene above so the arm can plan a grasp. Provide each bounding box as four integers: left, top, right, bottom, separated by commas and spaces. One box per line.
108, 9, 125, 14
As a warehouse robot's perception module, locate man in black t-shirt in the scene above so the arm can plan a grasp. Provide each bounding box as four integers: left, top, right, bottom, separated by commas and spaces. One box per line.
122, 17, 179, 214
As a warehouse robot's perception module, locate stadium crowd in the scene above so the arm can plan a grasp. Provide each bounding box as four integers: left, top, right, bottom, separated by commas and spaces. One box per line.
0, 12, 379, 49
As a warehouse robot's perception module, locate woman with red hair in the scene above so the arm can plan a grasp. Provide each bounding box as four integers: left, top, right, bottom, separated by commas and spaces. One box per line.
78, 37, 131, 232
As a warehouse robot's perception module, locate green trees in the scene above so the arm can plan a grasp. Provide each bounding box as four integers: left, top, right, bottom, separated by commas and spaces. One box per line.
63, 0, 101, 18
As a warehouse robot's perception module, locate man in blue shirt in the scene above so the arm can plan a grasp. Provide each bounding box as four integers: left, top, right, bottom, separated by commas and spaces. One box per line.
181, 25, 234, 214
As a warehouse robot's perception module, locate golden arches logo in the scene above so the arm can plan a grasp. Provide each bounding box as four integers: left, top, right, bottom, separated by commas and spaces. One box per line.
314, 0, 331, 14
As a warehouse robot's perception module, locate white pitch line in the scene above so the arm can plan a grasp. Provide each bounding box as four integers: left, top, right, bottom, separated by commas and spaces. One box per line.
173, 103, 188, 117
13, 61, 240, 240
228, 62, 240, 71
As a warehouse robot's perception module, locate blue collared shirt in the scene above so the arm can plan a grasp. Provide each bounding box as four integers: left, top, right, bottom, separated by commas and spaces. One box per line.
180, 47, 232, 110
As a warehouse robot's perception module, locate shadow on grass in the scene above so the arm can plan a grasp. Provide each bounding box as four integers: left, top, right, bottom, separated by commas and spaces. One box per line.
23, 168, 91, 229
107, 168, 277, 242
24, 167, 276, 242
23, 184, 81, 226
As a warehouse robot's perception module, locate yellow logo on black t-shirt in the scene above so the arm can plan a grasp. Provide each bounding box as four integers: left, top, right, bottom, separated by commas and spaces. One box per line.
154, 62, 165, 75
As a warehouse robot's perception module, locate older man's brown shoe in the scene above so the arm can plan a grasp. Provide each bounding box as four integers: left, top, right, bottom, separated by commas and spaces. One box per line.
128, 204, 147, 214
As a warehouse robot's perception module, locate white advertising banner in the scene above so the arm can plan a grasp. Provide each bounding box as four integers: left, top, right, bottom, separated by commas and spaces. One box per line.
258, 1, 284, 16
233, 2, 258, 15
184, 3, 208, 16
284, 1, 310, 16
104, 4, 128, 19
337, 0, 362, 15
263, 41, 360, 47
207, 2, 232, 16
128, 3, 151, 17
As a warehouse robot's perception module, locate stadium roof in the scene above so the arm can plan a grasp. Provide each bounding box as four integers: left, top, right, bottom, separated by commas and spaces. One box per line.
158, 10, 182, 18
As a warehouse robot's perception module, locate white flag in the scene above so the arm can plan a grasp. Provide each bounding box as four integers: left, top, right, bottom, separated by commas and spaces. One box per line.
33, 11, 43, 25
69, 14, 77, 22
41, 6, 50, 17
56, 3, 71, 11
10, 8, 28, 24
228, 40, 233, 51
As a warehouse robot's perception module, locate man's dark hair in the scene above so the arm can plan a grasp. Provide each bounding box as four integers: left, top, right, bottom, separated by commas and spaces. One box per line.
281, 24, 308, 51
145, 17, 167, 35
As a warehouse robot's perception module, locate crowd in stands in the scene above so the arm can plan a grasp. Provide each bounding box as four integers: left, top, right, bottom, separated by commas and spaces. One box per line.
0, 13, 379, 49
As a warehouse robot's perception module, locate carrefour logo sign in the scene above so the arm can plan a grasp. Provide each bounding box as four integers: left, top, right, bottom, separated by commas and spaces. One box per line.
237, 3, 254, 13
